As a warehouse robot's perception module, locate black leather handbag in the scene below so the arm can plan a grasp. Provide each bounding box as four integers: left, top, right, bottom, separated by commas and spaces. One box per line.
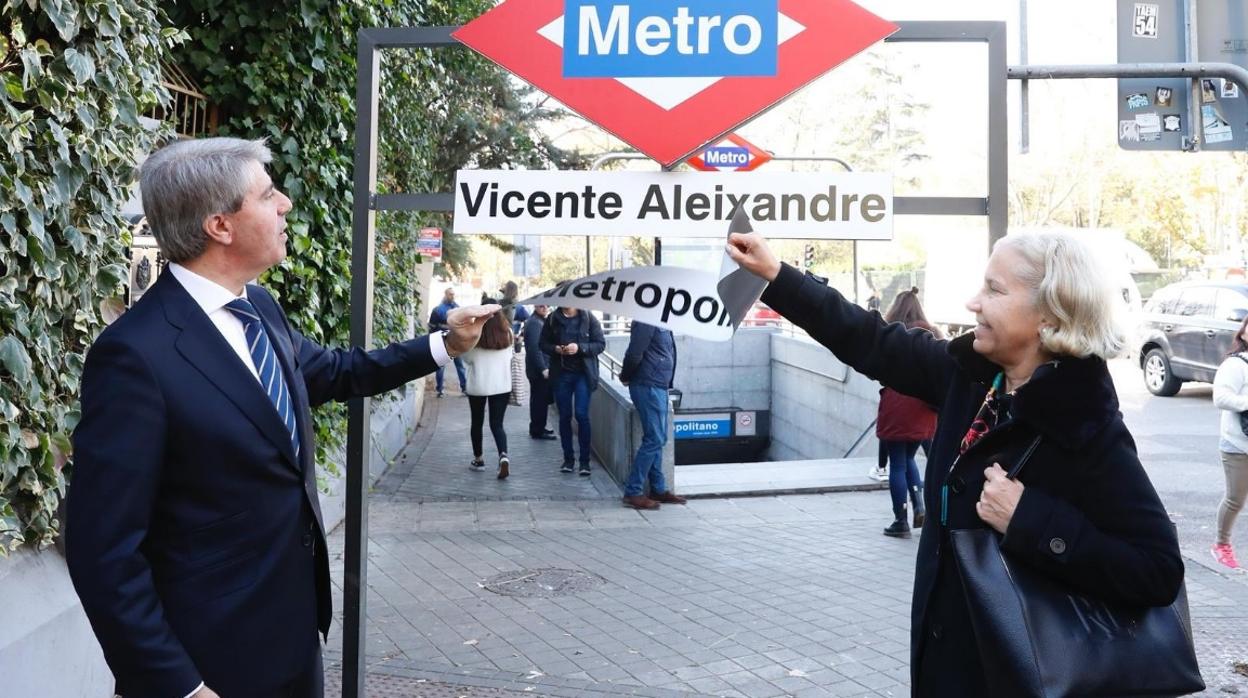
949, 436, 1205, 697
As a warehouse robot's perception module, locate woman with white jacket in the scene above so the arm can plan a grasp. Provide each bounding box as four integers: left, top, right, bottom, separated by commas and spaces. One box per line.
1212, 316, 1248, 571
462, 308, 516, 479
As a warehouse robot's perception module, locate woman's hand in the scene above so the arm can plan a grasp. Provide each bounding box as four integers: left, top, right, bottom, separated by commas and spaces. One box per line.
977, 464, 1025, 534
726, 232, 782, 282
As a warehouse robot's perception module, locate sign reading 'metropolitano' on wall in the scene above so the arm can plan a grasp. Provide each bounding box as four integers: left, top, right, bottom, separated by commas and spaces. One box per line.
453, 170, 892, 239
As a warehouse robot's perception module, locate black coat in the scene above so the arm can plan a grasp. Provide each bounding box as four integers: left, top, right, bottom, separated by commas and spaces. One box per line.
539, 309, 606, 390
761, 264, 1183, 697
523, 314, 549, 376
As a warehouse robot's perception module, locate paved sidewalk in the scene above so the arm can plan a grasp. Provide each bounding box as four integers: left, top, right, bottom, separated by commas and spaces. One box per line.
325, 387, 1248, 697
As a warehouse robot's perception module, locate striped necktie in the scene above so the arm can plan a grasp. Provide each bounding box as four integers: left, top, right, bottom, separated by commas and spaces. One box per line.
225, 298, 300, 460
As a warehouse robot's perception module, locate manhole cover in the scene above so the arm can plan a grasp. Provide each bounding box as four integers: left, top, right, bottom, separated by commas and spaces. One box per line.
482, 568, 605, 598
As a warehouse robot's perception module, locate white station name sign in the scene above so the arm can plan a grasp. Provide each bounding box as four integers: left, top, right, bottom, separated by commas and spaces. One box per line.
453, 170, 892, 239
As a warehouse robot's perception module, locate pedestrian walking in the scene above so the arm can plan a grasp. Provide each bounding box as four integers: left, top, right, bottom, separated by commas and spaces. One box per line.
728, 231, 1191, 696
523, 304, 556, 440
500, 280, 530, 338
65, 137, 496, 698
463, 305, 516, 479
1211, 315, 1248, 571
877, 288, 942, 538
619, 321, 686, 510
430, 288, 468, 397
540, 301, 606, 476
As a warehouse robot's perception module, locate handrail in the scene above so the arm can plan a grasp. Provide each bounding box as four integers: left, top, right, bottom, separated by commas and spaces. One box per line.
599, 351, 624, 382
843, 417, 878, 459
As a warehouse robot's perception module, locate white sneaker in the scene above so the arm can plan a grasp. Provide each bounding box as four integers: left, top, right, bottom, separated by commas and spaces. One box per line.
868, 466, 889, 482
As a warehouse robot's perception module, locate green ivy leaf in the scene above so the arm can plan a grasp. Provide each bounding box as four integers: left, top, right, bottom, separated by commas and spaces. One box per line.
63, 48, 95, 85
0, 336, 33, 389
38, 0, 81, 42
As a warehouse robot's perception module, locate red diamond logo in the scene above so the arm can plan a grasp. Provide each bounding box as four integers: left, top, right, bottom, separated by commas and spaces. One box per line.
453, 0, 897, 167
687, 133, 774, 172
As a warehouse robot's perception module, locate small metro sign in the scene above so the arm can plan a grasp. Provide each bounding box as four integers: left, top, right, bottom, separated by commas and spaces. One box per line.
453, 0, 897, 166
687, 133, 773, 172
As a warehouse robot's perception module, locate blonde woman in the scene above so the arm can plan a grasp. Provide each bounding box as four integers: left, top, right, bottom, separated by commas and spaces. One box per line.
728, 231, 1183, 696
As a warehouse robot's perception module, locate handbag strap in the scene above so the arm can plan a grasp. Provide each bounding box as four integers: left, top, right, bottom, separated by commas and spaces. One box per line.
1004, 435, 1043, 480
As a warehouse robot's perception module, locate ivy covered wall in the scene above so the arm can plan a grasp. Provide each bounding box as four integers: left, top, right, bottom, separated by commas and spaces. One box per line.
0, 0, 582, 553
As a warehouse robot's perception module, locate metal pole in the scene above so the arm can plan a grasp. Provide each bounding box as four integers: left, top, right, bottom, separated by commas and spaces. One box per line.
344, 29, 380, 698
988, 23, 1009, 249
1182, 0, 1202, 152
1019, 0, 1030, 154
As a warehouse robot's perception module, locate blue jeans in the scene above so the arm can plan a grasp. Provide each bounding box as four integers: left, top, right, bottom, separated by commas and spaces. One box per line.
882, 440, 923, 511
626, 384, 669, 496
555, 371, 592, 462
436, 356, 466, 393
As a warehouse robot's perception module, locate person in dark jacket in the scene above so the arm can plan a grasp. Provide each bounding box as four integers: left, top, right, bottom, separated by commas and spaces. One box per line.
878, 288, 943, 538
429, 288, 467, 397
619, 321, 686, 510
727, 230, 1184, 697
539, 304, 606, 475
523, 305, 556, 440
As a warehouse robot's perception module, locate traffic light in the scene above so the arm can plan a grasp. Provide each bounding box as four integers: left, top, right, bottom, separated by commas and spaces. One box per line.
803, 243, 816, 270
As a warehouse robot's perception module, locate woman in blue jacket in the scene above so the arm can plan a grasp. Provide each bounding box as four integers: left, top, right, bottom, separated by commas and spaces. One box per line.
727, 231, 1183, 697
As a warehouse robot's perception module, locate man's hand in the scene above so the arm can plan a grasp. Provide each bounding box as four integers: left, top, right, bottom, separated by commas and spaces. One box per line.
193, 686, 221, 698
976, 464, 1025, 534
563, 342, 579, 355
725, 232, 781, 282
444, 304, 501, 357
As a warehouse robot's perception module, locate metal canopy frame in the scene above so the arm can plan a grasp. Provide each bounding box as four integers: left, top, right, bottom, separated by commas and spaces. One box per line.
343, 20, 1006, 696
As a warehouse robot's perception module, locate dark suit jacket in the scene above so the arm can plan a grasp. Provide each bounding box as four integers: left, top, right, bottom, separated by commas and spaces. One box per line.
66, 272, 438, 697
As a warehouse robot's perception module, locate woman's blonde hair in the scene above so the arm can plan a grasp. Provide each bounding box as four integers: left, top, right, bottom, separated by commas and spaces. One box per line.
993, 232, 1127, 360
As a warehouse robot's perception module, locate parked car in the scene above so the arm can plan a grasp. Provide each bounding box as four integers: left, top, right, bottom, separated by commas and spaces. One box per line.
1137, 281, 1248, 396
744, 301, 783, 327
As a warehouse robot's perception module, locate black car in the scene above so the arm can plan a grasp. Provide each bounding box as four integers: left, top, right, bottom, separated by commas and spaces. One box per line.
1137, 281, 1248, 395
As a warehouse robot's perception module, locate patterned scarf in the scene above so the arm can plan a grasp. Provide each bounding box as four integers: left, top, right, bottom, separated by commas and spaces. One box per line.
959, 373, 1008, 455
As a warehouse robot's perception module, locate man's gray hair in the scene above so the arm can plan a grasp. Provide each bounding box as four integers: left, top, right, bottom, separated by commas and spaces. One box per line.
139, 137, 272, 263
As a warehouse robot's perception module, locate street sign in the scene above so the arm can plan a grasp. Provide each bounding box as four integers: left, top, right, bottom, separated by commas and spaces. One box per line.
674, 413, 732, 440
453, 169, 893, 239
453, 0, 896, 166
417, 227, 443, 261
1193, 1, 1248, 150
1115, 0, 1189, 150
687, 133, 773, 172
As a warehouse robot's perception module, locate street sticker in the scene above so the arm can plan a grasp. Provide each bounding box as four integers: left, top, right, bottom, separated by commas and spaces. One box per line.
1155, 86, 1173, 106
1132, 3, 1159, 38
1119, 119, 1141, 142
1162, 113, 1182, 132
1126, 92, 1150, 110
1222, 78, 1240, 99
1203, 104, 1234, 143
1201, 79, 1218, 104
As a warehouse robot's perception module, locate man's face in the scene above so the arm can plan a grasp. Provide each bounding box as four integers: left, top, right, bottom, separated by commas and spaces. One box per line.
222, 161, 291, 276
535, 304, 549, 317
445, 289, 455, 304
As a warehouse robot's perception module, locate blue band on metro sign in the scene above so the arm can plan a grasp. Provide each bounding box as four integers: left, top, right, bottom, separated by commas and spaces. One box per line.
562, 0, 779, 78
674, 414, 732, 440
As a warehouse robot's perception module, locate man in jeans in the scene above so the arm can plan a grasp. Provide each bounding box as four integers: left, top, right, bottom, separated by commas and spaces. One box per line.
540, 303, 605, 475
619, 321, 687, 509
429, 288, 468, 397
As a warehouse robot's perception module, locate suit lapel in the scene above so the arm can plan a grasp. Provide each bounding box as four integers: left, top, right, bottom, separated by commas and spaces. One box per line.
156, 274, 301, 473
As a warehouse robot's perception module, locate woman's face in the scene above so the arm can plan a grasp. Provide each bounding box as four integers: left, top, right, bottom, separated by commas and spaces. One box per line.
965, 247, 1049, 370
1240, 321, 1248, 345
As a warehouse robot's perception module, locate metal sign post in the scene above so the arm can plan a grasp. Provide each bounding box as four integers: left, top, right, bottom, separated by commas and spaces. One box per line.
345, 20, 1007, 696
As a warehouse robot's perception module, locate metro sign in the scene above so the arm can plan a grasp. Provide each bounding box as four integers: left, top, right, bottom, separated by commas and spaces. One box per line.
687, 133, 773, 172
453, 0, 897, 166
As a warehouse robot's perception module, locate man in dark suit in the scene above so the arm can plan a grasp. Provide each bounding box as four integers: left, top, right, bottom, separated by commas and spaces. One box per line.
523, 304, 555, 440
65, 137, 497, 698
